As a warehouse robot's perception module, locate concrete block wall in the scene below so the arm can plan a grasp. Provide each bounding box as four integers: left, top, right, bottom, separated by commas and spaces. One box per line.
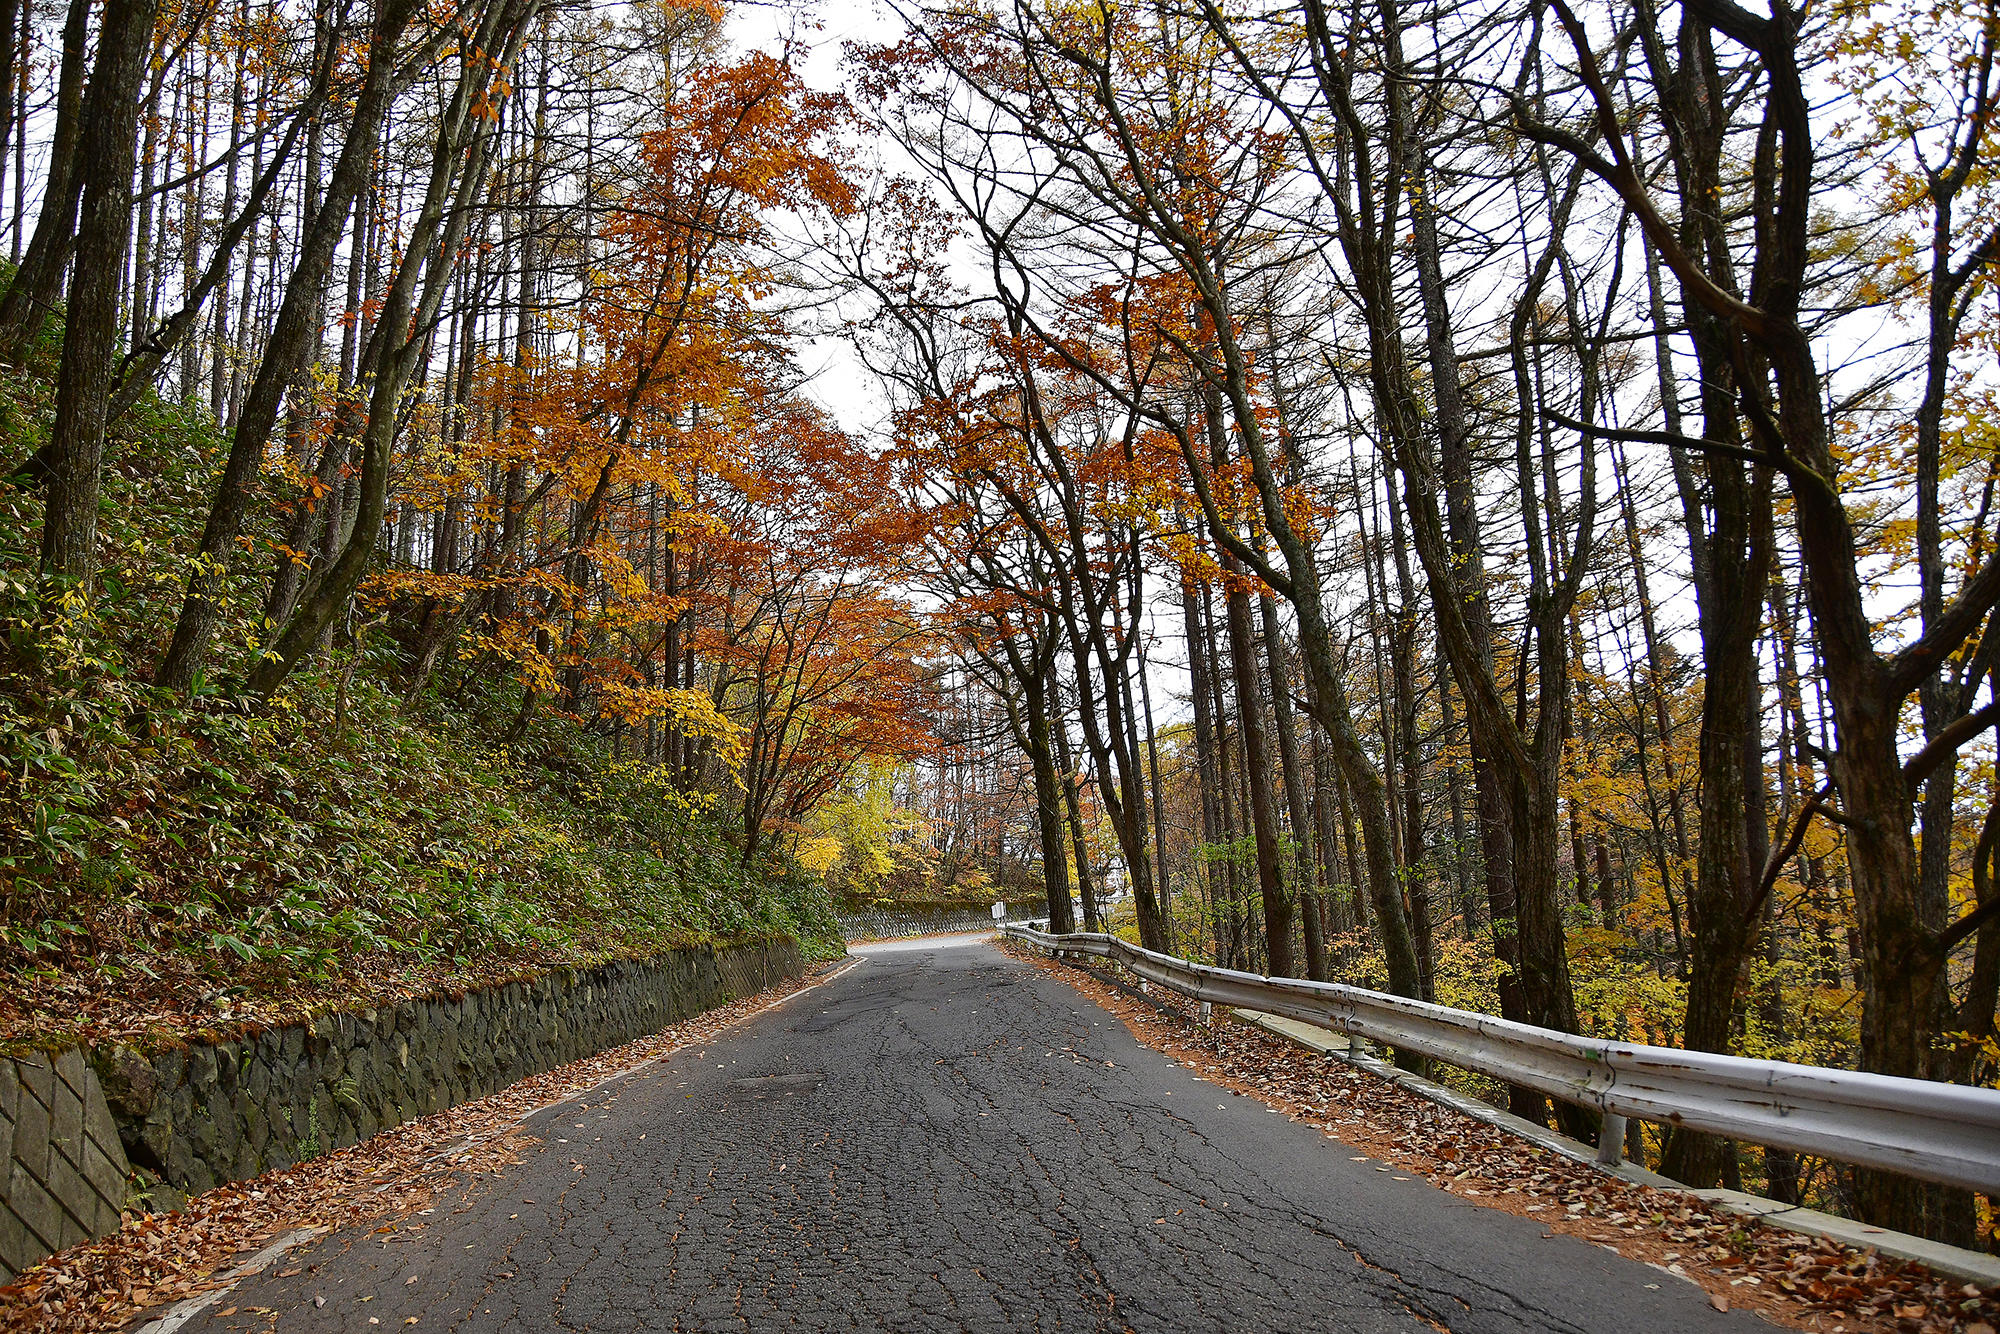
0, 936, 802, 1284
0, 1048, 132, 1283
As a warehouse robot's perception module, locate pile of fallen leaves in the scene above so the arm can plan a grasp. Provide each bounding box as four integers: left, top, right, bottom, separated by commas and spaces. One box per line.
1015, 945, 2000, 1334
0, 963, 849, 1334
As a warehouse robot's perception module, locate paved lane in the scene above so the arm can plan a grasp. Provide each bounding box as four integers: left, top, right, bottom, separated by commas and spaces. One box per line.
184, 939, 1750, 1332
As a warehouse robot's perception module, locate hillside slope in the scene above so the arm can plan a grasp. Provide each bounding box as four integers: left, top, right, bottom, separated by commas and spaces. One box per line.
0, 363, 840, 1053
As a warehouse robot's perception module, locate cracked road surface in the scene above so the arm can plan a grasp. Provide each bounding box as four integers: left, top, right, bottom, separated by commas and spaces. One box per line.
181, 938, 1756, 1332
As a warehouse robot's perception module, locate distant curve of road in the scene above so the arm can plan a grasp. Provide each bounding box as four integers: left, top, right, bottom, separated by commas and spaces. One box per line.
180, 935, 1754, 1332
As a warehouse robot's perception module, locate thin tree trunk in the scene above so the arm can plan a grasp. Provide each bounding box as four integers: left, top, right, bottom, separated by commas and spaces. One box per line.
154, 0, 417, 688
245, 0, 537, 696
1051, 684, 1098, 932
1221, 549, 1292, 976
1263, 594, 1322, 982
0, 0, 89, 361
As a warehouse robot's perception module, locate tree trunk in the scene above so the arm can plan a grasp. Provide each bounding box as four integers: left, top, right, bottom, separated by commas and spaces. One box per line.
1263, 594, 1323, 982
154, 0, 417, 688
1052, 695, 1098, 933
1411, 149, 1531, 1077
245, 0, 537, 696
1018, 645, 1075, 934
36, 0, 155, 587
1220, 553, 1292, 976
0, 0, 89, 361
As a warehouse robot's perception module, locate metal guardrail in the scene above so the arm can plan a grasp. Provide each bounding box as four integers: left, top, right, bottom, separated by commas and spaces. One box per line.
1001, 924, 2000, 1196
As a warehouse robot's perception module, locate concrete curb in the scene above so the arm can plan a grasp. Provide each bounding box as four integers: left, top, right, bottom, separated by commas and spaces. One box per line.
1231, 1008, 2000, 1290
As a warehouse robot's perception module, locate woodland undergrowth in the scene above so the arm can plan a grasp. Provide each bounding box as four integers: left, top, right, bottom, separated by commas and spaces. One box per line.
0, 359, 840, 1054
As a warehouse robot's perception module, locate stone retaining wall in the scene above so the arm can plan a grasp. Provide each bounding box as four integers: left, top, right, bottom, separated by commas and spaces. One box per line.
0, 1048, 131, 1284
0, 936, 802, 1283
838, 900, 1049, 941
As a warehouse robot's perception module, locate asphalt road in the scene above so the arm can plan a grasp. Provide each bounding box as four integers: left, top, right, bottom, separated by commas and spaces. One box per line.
179, 936, 1755, 1332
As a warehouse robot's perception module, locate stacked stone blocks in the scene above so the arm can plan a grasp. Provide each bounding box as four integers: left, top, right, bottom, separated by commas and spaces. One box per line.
838, 900, 1043, 941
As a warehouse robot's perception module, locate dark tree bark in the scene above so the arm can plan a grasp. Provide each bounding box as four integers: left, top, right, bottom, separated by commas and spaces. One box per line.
154, 0, 420, 689
0, 0, 89, 363
245, 0, 540, 697
1183, 571, 1230, 964
1517, 0, 2000, 1232
1220, 547, 1292, 976
1023, 658, 1078, 934
36, 0, 157, 586
1263, 594, 1323, 982
1050, 679, 1099, 932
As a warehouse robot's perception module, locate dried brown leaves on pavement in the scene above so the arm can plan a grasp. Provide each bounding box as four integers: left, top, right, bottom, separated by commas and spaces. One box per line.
0, 963, 850, 1334
1016, 945, 2000, 1334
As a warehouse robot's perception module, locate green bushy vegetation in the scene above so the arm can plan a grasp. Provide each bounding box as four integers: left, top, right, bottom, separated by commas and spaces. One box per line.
0, 361, 840, 1053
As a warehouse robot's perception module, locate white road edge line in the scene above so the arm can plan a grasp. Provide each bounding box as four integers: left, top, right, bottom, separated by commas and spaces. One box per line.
132, 1227, 326, 1334
126, 956, 865, 1332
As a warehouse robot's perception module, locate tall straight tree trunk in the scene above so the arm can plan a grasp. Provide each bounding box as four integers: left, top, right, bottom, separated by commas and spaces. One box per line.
1051, 688, 1098, 932
1220, 549, 1292, 976
37, 0, 156, 585
129, 83, 162, 355
1383, 459, 1437, 1001
1336, 766, 1367, 939
1635, 24, 1779, 1179
9, 0, 28, 264
1311, 722, 1350, 942
1261, 594, 1321, 981
1202, 577, 1244, 965
1438, 667, 1480, 939
1021, 653, 1076, 934
1183, 571, 1229, 962
1137, 635, 1174, 948
0, 0, 23, 265
1190, 384, 1418, 998
209, 26, 245, 421
0, 0, 89, 362
1412, 151, 1529, 1073
246, 0, 538, 697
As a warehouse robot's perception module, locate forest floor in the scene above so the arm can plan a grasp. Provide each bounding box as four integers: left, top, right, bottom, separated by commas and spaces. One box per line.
1007, 943, 2000, 1334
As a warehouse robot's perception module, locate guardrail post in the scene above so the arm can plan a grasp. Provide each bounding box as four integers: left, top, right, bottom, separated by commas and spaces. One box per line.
1596, 1113, 1627, 1167
1198, 1001, 1212, 1026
